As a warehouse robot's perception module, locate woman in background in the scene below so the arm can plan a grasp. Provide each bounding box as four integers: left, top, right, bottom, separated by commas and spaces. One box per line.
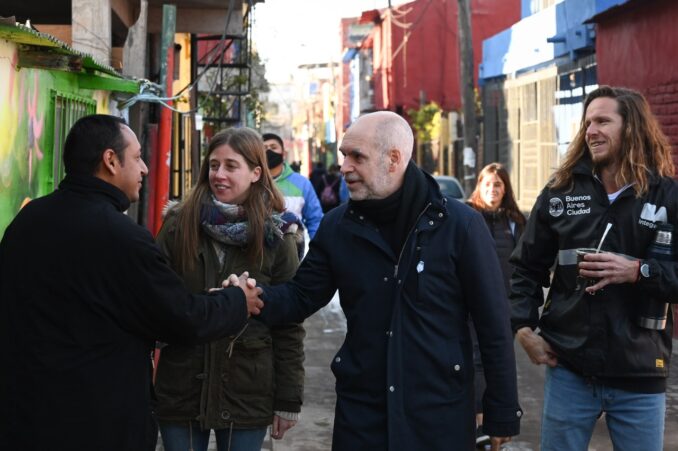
468, 163, 526, 293
467, 162, 526, 448
154, 128, 304, 451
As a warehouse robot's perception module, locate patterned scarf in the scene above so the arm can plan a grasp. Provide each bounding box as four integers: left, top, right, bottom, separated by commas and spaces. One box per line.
200, 195, 284, 247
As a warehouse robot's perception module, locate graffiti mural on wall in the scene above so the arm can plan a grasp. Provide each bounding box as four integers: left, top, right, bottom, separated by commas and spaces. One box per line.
0, 41, 49, 235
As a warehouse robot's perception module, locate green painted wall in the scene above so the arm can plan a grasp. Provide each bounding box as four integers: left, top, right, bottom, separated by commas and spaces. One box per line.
0, 40, 106, 236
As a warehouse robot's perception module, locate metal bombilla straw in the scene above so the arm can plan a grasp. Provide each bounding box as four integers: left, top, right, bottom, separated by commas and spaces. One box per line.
584, 223, 613, 295
596, 223, 613, 253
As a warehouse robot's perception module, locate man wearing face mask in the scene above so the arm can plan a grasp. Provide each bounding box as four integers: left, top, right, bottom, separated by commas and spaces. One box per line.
263, 133, 323, 239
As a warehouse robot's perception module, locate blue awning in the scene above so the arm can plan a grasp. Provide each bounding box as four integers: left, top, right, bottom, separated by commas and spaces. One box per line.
342, 48, 358, 63
479, 0, 596, 80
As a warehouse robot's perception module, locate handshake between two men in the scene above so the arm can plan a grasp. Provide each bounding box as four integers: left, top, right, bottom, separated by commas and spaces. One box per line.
214, 271, 263, 316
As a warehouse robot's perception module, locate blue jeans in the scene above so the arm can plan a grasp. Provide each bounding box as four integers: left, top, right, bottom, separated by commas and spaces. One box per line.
541, 365, 665, 451
159, 422, 267, 451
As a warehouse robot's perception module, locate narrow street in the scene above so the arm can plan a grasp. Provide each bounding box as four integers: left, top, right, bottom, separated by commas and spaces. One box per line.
262, 295, 345, 451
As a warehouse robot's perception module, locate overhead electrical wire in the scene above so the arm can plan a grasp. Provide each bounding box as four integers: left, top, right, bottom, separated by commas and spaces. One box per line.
120, 0, 241, 115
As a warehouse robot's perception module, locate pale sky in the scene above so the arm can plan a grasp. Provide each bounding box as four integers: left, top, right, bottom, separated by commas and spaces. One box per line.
252, 0, 410, 83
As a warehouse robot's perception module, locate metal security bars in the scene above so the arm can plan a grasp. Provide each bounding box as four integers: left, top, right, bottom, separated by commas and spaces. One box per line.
52, 91, 97, 187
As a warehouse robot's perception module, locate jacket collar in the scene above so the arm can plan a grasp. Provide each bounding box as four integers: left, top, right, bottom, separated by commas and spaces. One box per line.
59, 174, 131, 212
422, 169, 448, 215
273, 163, 293, 182
339, 167, 448, 253
572, 154, 595, 177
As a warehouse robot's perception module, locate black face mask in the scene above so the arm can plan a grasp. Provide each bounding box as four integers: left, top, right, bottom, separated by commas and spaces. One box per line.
266, 149, 284, 169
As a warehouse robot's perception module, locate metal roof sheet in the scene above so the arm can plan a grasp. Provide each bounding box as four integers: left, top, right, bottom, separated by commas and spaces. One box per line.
0, 21, 124, 78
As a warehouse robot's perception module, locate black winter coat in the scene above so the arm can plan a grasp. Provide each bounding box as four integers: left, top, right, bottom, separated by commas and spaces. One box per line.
0, 175, 249, 451
259, 171, 522, 450
477, 208, 525, 295
511, 158, 678, 381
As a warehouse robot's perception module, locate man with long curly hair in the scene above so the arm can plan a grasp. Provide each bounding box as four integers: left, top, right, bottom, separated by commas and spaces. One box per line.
511, 86, 678, 451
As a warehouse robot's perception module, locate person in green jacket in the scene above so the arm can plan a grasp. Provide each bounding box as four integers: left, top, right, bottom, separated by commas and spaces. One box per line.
154, 127, 305, 451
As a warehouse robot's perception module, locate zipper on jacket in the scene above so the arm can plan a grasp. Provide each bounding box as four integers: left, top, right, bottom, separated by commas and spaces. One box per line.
394, 202, 432, 278
226, 323, 249, 358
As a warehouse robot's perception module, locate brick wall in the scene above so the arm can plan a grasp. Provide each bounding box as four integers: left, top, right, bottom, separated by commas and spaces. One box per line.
645, 81, 678, 168
646, 80, 678, 335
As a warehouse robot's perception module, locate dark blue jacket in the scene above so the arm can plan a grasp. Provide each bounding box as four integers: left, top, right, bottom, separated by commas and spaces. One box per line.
260, 172, 521, 450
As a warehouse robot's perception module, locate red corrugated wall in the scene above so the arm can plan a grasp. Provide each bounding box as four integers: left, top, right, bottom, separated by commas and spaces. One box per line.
595, 0, 678, 336
372, 0, 520, 113
596, 0, 678, 157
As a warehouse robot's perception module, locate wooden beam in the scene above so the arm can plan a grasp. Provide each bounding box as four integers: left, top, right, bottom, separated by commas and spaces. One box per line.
18, 45, 82, 72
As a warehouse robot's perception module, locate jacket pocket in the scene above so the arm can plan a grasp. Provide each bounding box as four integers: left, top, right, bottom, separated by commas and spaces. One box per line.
154, 345, 203, 416
445, 339, 471, 397
230, 338, 274, 395
330, 344, 368, 394
412, 242, 455, 308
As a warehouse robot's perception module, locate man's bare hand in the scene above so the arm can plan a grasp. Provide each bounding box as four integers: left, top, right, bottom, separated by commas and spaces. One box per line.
579, 251, 640, 294
490, 436, 511, 451
242, 281, 263, 316
220, 272, 263, 315
516, 327, 558, 367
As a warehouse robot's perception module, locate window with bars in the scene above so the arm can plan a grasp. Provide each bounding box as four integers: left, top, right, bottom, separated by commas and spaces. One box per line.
52, 92, 97, 186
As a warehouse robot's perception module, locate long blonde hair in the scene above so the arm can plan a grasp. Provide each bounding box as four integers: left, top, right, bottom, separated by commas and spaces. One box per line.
550, 86, 674, 195
172, 128, 285, 272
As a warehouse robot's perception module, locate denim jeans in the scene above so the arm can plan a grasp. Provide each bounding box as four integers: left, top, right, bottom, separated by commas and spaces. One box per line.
541, 365, 665, 451
159, 422, 267, 451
